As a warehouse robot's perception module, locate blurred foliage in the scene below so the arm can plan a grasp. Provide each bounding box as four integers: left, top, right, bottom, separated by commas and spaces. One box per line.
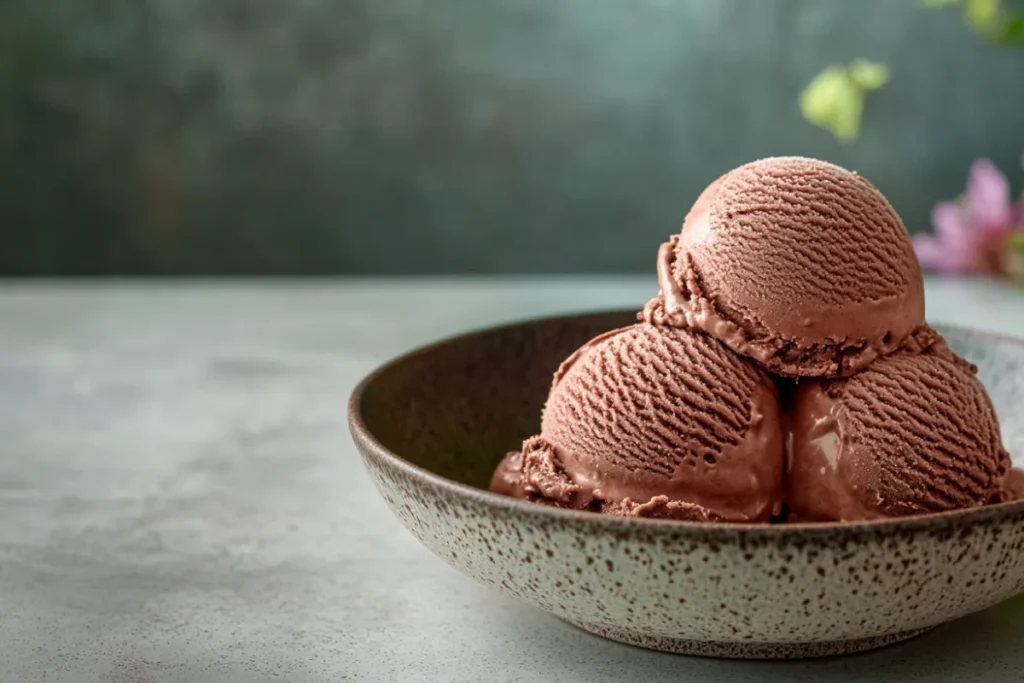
923, 0, 1024, 45
802, 0, 1023, 142
799, 60, 890, 142
1009, 231, 1024, 283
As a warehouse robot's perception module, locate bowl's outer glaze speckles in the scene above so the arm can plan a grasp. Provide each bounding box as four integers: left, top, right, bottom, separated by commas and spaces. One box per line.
349, 311, 1024, 659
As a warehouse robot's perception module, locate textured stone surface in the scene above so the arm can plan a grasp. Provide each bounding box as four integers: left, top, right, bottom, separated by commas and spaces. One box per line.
1, 278, 1024, 680
2, 0, 1024, 274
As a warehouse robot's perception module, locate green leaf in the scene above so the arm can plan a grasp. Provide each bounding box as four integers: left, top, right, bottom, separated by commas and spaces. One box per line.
1006, 233, 1024, 283
799, 61, 889, 142
924, 0, 1024, 46
848, 59, 891, 90
965, 0, 1001, 31
987, 14, 1024, 45
961, 0, 1024, 44
800, 66, 861, 142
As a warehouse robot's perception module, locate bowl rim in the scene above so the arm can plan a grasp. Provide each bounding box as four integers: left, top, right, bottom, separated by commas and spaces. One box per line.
348, 309, 1024, 538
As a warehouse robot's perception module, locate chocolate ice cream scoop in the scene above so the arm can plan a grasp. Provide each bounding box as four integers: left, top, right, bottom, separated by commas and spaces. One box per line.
1000, 468, 1024, 502
786, 341, 1010, 522
643, 157, 927, 378
490, 324, 785, 522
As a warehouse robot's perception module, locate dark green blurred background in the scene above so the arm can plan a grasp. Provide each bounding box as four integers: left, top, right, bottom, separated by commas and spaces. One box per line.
2, 0, 1023, 275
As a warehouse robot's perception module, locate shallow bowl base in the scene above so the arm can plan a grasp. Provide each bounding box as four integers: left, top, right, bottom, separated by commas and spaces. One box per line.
562, 619, 936, 659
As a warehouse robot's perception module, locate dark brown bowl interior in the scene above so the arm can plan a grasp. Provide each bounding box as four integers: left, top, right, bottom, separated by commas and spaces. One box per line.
358, 310, 636, 489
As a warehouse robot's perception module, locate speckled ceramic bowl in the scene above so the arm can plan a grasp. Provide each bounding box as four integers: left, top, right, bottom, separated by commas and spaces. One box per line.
349, 311, 1024, 659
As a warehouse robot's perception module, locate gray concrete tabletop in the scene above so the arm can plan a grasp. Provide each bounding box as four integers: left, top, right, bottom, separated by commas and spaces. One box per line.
1, 277, 1023, 683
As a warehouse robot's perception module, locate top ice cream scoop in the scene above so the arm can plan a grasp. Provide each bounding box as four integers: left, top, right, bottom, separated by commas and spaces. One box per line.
643, 157, 927, 378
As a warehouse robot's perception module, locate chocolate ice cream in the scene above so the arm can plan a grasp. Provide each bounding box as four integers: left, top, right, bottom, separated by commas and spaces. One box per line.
490, 154, 1013, 526
643, 157, 927, 378
1001, 468, 1024, 502
786, 342, 1010, 521
490, 324, 785, 522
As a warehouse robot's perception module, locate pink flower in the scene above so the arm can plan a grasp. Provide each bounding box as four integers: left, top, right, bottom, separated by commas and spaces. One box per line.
913, 202, 973, 273
914, 157, 1024, 277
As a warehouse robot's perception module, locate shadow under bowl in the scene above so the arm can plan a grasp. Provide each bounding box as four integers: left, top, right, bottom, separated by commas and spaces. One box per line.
348, 310, 1024, 659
